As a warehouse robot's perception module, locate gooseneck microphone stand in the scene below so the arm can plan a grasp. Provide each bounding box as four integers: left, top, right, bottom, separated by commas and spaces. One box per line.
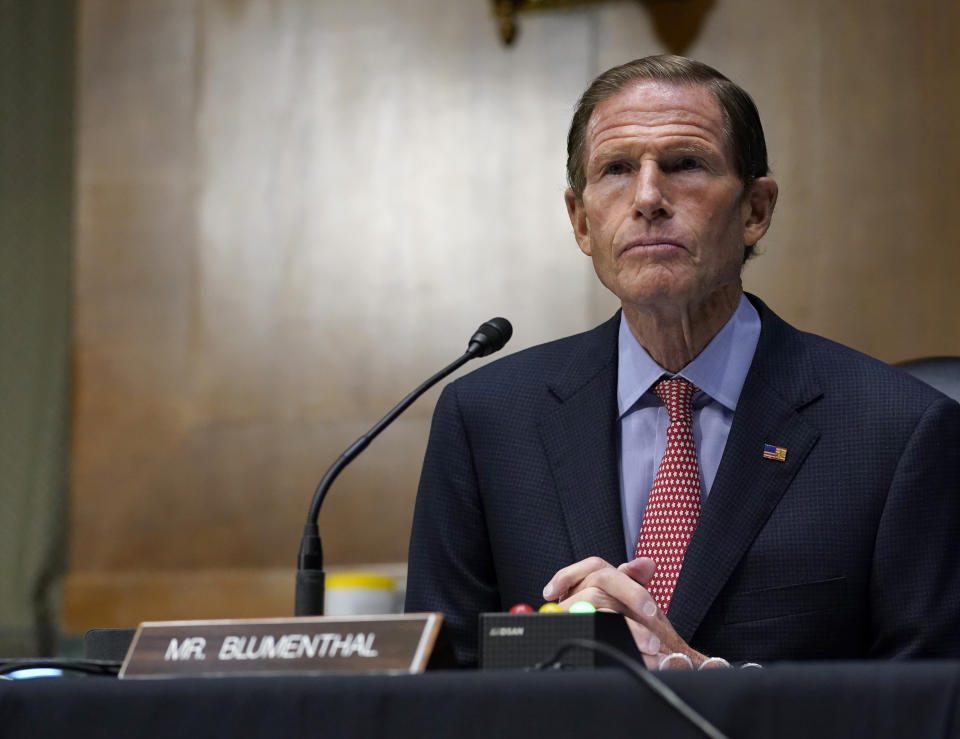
294, 318, 513, 617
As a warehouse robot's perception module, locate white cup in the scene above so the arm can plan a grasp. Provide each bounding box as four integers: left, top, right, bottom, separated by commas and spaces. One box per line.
324, 572, 397, 616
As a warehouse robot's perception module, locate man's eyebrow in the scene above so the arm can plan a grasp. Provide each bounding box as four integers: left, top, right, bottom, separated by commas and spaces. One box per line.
589, 147, 629, 163
660, 142, 718, 157
590, 139, 720, 160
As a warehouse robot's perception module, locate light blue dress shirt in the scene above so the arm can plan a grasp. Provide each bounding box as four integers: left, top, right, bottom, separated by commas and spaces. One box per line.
617, 293, 761, 560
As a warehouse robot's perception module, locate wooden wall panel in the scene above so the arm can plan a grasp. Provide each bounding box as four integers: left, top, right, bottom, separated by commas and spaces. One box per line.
68, 0, 960, 631
808, 1, 960, 360
591, 0, 960, 361
68, 0, 597, 629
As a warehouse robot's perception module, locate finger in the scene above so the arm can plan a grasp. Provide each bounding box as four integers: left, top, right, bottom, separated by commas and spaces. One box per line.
578, 566, 659, 625
601, 580, 707, 668
640, 652, 663, 670
577, 568, 693, 656
617, 556, 656, 586
542, 556, 613, 601
626, 617, 662, 657
557, 586, 623, 614
565, 580, 695, 668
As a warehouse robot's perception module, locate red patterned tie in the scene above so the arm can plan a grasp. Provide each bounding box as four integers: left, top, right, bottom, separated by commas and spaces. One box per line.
634, 377, 701, 612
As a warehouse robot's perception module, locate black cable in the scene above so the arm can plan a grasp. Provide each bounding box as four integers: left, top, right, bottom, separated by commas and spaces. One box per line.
533, 639, 729, 739
0, 658, 122, 677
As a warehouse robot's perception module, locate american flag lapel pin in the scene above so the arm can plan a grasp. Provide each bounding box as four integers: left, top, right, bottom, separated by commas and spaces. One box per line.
763, 444, 788, 462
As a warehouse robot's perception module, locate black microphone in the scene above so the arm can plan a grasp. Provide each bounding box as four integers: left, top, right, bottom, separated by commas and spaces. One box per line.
467, 317, 512, 357
295, 317, 513, 617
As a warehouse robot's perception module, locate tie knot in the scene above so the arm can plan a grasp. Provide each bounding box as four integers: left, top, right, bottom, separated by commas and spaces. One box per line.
653, 377, 698, 423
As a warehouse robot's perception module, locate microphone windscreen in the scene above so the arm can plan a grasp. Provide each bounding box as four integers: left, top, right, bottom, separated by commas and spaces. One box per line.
468, 317, 513, 357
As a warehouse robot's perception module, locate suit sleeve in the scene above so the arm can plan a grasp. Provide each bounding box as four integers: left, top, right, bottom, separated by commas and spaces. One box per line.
869, 395, 960, 657
404, 383, 499, 666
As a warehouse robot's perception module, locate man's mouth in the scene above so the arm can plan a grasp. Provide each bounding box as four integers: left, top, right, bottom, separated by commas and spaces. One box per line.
619, 238, 685, 257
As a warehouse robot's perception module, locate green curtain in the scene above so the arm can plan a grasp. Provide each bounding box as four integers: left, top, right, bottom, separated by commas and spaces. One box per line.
0, 0, 74, 656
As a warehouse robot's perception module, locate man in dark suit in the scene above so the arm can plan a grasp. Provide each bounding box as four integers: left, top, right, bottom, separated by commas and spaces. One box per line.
405, 56, 960, 668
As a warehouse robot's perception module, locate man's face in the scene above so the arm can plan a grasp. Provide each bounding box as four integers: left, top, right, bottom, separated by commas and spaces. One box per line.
565, 81, 776, 315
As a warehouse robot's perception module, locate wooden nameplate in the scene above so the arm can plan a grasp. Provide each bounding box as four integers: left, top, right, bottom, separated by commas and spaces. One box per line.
118, 613, 447, 679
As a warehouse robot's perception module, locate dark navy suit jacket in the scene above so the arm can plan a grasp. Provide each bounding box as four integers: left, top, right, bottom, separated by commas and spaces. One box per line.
405, 295, 960, 666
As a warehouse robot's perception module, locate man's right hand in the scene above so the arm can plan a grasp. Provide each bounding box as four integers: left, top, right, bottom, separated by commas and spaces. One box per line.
543, 556, 707, 669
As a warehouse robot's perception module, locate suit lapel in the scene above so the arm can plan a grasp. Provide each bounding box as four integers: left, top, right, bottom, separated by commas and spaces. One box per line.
667, 299, 823, 642
538, 315, 626, 567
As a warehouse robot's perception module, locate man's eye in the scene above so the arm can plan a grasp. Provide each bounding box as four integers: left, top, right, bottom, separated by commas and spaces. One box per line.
604, 162, 630, 176
676, 157, 701, 171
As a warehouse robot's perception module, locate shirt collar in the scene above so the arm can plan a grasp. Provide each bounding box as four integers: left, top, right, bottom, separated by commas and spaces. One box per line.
617, 293, 761, 417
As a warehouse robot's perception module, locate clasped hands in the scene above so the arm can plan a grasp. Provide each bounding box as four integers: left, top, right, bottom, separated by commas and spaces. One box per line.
542, 556, 708, 670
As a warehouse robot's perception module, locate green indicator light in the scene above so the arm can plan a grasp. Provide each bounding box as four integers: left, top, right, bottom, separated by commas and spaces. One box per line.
568, 601, 596, 614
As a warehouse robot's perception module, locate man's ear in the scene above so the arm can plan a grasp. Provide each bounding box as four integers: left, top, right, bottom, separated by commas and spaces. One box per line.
742, 176, 778, 247
565, 188, 592, 256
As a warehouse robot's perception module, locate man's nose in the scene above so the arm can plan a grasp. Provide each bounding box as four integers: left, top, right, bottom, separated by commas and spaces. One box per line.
632, 163, 668, 220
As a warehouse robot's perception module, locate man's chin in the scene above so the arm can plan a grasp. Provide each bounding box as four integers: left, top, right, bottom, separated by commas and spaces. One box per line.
611, 271, 742, 309
614, 282, 699, 312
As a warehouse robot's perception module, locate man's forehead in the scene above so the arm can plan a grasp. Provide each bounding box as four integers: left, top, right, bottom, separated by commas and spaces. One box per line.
586, 81, 724, 144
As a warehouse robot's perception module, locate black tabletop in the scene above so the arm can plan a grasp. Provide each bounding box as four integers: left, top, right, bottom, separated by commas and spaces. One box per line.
1, 661, 958, 739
